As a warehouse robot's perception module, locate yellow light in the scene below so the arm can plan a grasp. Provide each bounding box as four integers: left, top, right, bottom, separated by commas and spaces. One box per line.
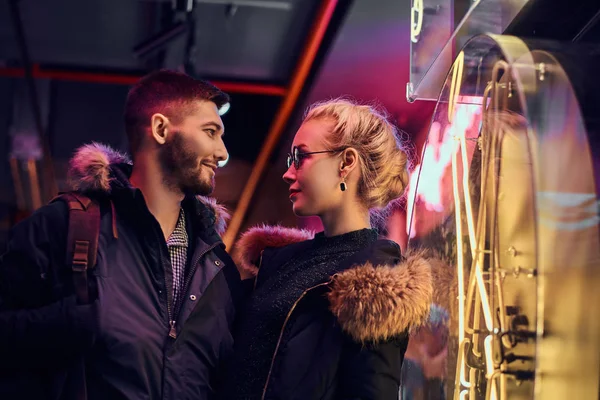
459, 124, 477, 255
460, 356, 472, 388
451, 139, 466, 342
448, 52, 465, 123
490, 381, 498, 400
454, 339, 472, 392
411, 0, 423, 43
476, 267, 494, 331
484, 335, 495, 377
452, 124, 494, 335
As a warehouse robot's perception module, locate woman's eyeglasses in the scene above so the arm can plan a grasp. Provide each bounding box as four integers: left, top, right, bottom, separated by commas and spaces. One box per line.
286, 146, 346, 169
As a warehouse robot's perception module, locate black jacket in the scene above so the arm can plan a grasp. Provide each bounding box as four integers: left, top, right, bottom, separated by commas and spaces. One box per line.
228, 226, 433, 400
0, 143, 243, 400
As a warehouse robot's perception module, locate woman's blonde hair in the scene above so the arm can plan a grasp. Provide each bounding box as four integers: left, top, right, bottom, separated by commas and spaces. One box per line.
303, 98, 410, 210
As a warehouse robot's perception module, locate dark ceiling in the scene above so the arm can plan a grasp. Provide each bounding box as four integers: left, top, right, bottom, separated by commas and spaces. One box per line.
0, 0, 321, 83
0, 0, 357, 245
0, 0, 352, 164
0, 1, 354, 168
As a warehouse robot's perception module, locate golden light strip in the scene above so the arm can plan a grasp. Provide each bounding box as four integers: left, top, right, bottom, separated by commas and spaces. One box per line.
451, 138, 466, 343
484, 335, 495, 377
452, 139, 472, 396
459, 124, 477, 254
486, 370, 504, 400
452, 111, 494, 335
469, 369, 478, 398
410, 0, 423, 43
464, 255, 482, 339
459, 110, 495, 333
500, 373, 507, 400
448, 51, 465, 123
472, 294, 483, 357
478, 60, 512, 400
460, 340, 473, 388
459, 125, 494, 331
453, 338, 472, 400
490, 381, 498, 400
475, 268, 493, 331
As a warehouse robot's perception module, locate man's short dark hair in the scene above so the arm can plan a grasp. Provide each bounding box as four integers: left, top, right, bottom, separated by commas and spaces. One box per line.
124, 69, 230, 155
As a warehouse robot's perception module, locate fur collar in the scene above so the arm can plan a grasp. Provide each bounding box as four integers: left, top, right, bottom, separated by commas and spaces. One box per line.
67, 142, 229, 235
234, 225, 315, 279
235, 225, 432, 342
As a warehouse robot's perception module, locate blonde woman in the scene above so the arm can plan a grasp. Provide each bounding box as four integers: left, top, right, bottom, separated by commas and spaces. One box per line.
222, 99, 433, 399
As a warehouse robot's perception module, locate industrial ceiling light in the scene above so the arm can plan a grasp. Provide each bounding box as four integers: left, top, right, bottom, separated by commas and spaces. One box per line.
218, 102, 231, 116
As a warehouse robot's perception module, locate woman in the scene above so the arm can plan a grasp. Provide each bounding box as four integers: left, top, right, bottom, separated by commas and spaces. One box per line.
223, 99, 433, 399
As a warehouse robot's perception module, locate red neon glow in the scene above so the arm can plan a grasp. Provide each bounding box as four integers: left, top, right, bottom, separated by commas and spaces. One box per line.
0, 65, 287, 96
407, 103, 482, 238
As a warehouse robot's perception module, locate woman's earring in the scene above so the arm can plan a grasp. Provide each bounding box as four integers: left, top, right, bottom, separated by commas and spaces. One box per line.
340, 178, 347, 192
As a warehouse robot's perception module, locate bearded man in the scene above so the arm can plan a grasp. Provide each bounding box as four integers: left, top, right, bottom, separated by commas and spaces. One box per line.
0, 70, 243, 400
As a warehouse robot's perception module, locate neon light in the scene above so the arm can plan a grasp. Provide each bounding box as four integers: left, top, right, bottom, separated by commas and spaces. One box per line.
459, 339, 473, 388
449, 52, 465, 123
475, 267, 494, 330
452, 137, 466, 342
407, 103, 482, 239
411, 0, 423, 43
458, 111, 478, 254
484, 335, 495, 377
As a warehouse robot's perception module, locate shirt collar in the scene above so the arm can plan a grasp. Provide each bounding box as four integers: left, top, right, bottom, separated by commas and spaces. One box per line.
167, 209, 188, 248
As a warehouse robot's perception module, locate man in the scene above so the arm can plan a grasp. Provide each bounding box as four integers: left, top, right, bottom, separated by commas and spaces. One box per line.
0, 70, 243, 399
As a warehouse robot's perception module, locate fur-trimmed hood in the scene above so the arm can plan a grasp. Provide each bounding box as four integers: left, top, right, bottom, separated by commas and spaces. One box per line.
67, 142, 229, 235
235, 225, 433, 342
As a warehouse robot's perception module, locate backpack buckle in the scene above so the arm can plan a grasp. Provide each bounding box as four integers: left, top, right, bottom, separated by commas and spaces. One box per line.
72, 240, 90, 271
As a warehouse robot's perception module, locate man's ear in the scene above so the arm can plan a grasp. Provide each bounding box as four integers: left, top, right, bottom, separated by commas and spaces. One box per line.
151, 113, 169, 145
339, 147, 360, 175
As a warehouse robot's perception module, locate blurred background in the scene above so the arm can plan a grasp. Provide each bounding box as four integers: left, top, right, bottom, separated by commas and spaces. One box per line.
0, 0, 435, 249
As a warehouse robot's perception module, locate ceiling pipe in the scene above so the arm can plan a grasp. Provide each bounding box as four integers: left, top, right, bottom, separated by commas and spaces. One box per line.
0, 65, 287, 96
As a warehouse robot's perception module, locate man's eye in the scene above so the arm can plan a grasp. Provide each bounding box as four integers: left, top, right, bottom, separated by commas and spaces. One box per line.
205, 129, 216, 136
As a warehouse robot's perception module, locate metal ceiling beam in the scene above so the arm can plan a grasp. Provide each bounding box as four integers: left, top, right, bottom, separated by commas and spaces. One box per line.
195, 0, 292, 10
133, 22, 189, 59
143, 0, 293, 11
0, 65, 287, 96
222, 0, 339, 249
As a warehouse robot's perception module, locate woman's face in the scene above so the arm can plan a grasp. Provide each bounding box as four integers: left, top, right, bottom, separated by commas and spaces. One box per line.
282, 119, 344, 217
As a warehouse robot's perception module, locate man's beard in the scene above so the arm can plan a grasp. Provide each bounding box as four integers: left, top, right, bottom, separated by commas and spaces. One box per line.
159, 132, 214, 196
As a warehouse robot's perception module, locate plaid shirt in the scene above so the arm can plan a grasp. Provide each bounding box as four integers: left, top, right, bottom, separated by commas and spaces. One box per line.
166, 209, 188, 313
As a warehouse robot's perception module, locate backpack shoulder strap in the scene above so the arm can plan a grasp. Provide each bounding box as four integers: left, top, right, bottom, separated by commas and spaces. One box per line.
51, 192, 101, 304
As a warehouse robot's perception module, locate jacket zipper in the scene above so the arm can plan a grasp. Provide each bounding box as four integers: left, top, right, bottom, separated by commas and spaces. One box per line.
253, 250, 265, 291
154, 227, 176, 339
261, 281, 330, 400
169, 241, 222, 339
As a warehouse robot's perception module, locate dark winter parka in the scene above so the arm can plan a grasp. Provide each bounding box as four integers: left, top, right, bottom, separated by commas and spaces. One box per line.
224, 225, 433, 400
0, 143, 244, 400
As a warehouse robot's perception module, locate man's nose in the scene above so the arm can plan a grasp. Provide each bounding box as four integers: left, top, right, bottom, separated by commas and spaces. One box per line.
215, 136, 228, 165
